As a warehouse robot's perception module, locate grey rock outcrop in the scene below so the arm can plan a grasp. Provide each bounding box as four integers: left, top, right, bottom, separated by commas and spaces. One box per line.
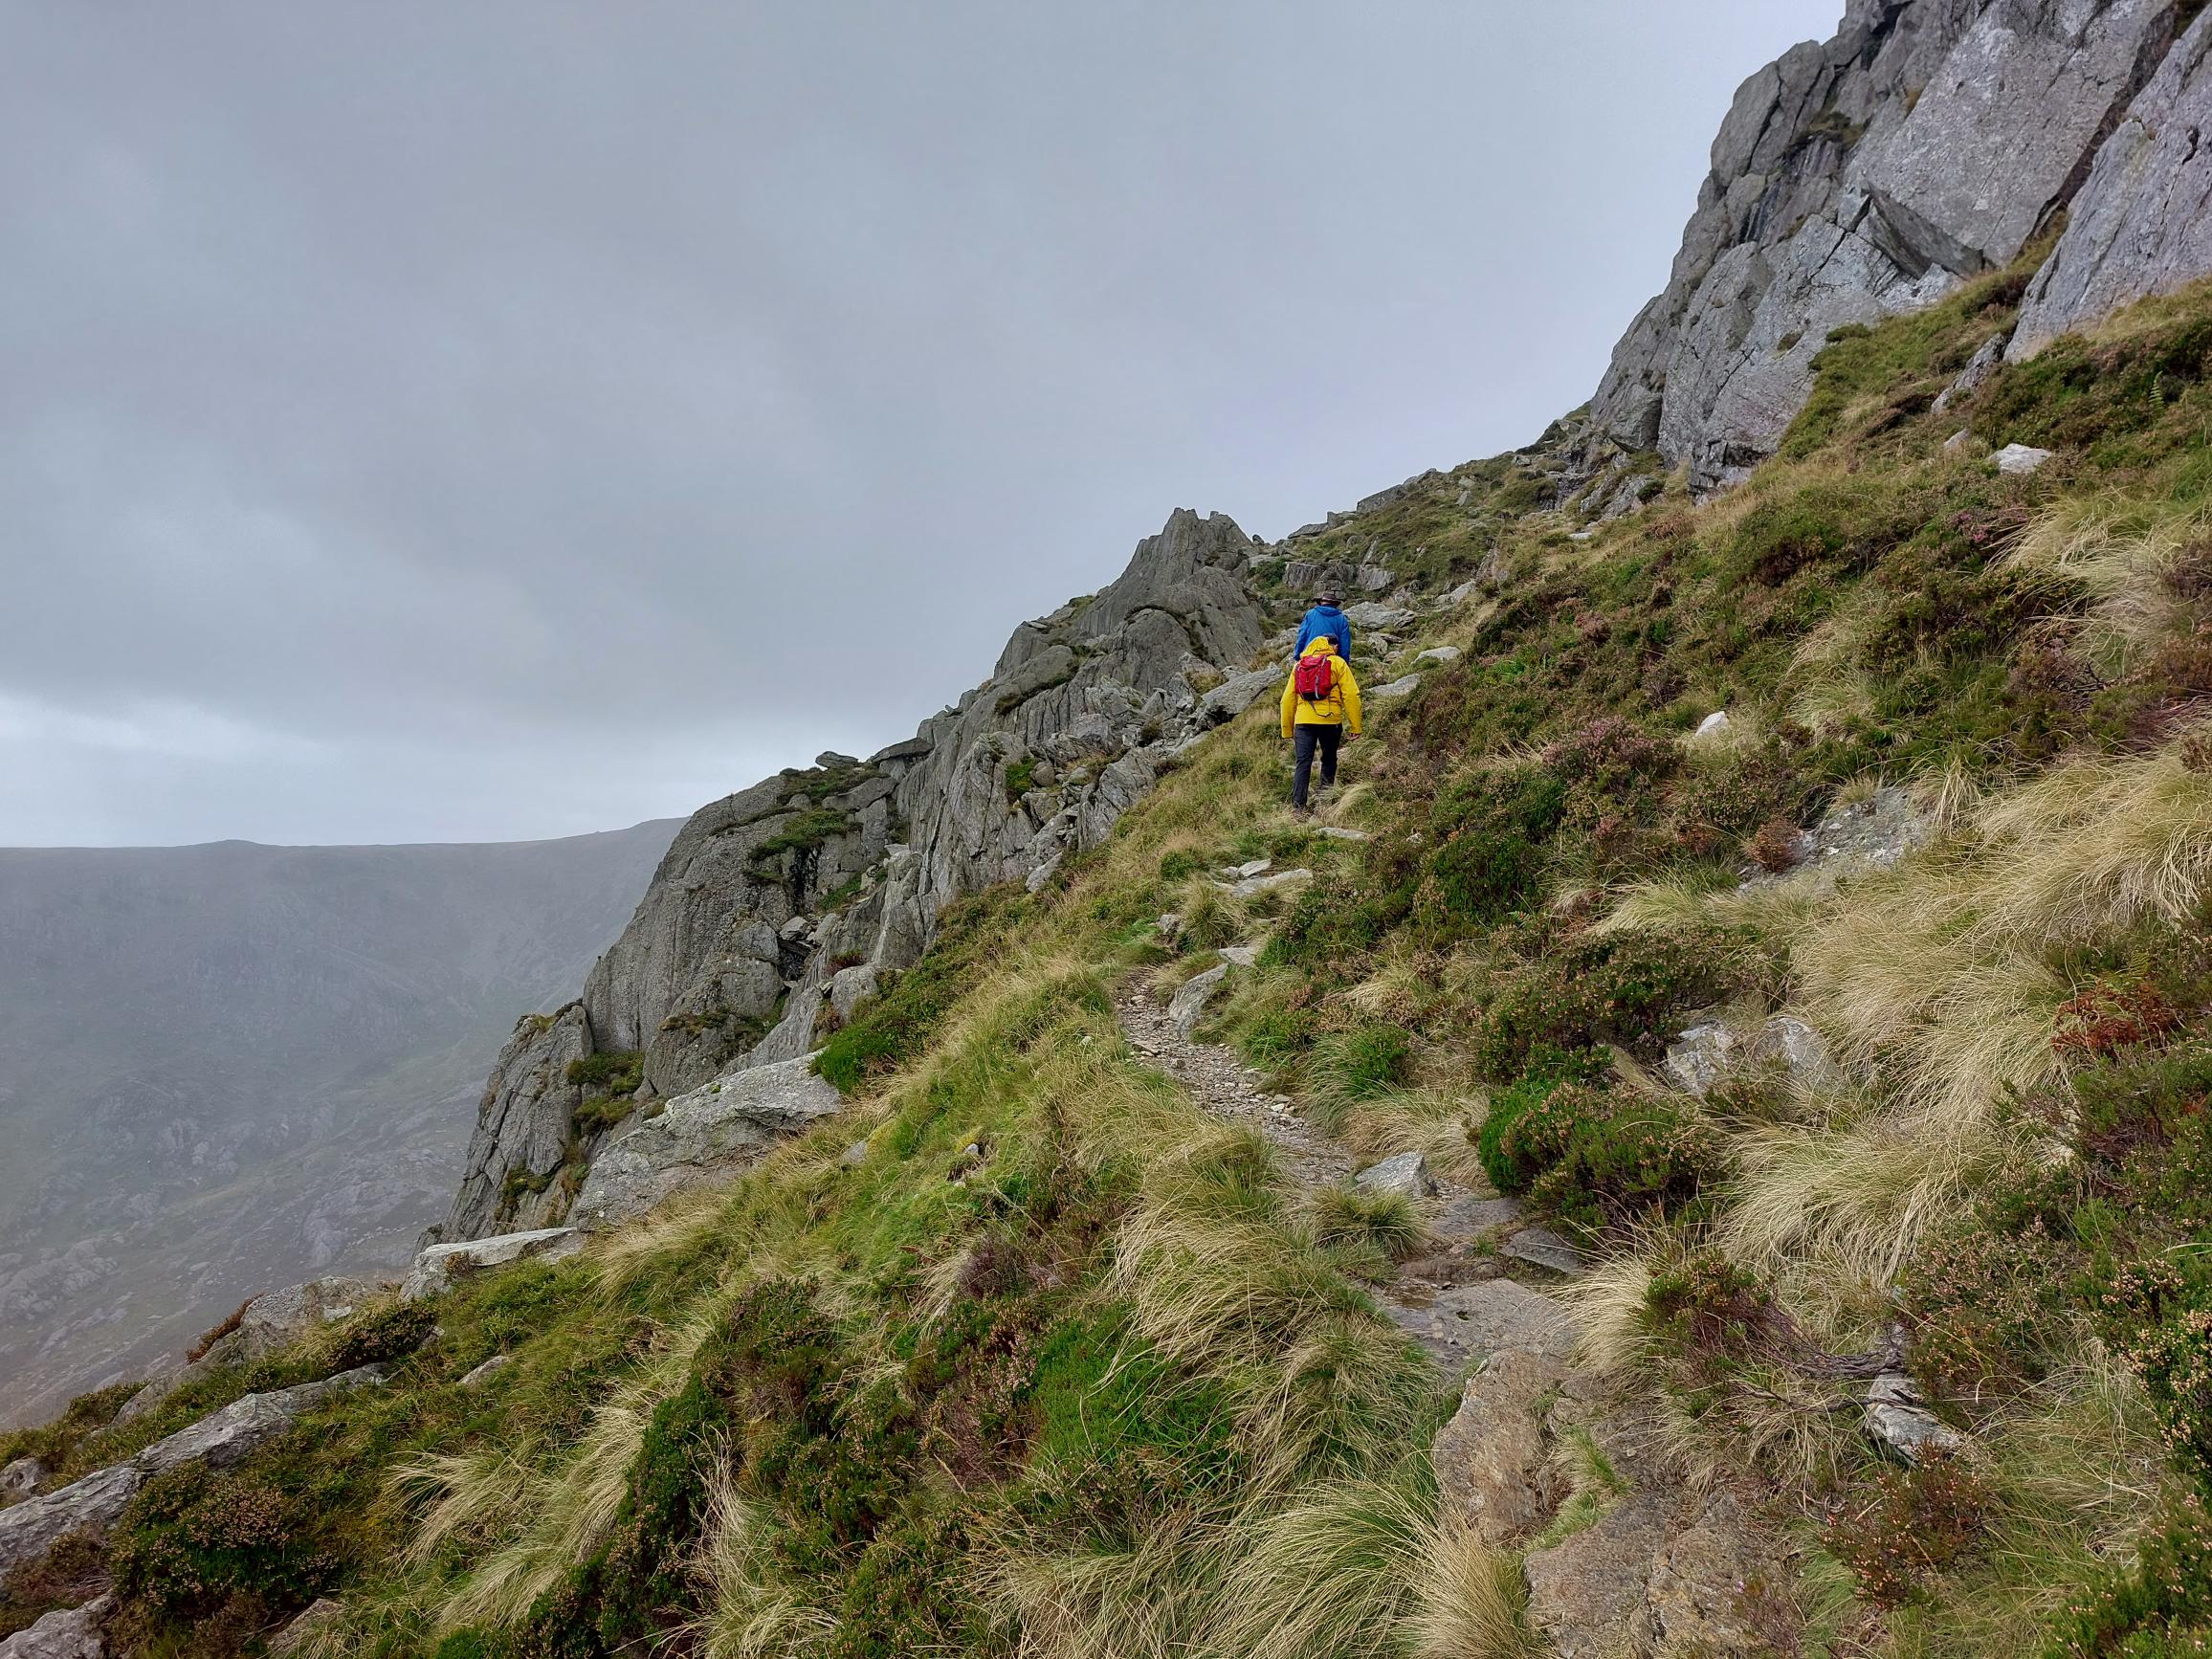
2013, 10, 2212, 357
1666, 1012, 1845, 1097
0, 1368, 382, 1582
444, 1005, 591, 1238
0, 1466, 139, 1585
115, 1274, 379, 1427
1933, 329, 2010, 411
1593, 0, 2180, 491
1430, 1348, 1565, 1544
441, 510, 1268, 1241
568, 1058, 842, 1230
1525, 1497, 1672, 1659
1501, 1226, 1584, 1276
0, 1596, 113, 1659
400, 1228, 582, 1302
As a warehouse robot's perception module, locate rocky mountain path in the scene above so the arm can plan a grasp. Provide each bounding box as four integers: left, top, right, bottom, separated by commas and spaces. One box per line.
1115, 976, 1583, 1373
1117, 972, 1807, 1656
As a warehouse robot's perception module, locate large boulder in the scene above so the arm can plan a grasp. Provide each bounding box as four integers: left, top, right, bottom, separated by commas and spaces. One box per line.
2013, 9, 2212, 357
568, 1058, 843, 1230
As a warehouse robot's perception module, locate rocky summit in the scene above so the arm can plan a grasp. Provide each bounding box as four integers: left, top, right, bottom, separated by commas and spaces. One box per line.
17, 8, 2212, 1658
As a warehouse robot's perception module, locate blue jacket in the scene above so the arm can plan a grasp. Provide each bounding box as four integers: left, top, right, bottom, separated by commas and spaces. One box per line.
1295, 604, 1351, 661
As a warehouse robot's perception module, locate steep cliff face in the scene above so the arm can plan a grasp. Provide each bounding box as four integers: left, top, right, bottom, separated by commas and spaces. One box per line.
440, 508, 1270, 1240
1593, 0, 2180, 490
2011, 7, 2212, 355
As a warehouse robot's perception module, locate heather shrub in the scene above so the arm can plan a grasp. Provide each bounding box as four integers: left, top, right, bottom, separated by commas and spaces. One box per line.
1479, 1075, 1719, 1237
111, 1463, 321, 1626
1825, 1452, 1994, 1608
1469, 926, 1736, 1081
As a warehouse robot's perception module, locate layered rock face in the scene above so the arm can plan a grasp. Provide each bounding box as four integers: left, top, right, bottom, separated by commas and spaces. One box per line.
441, 509, 1269, 1240
2011, 8, 2212, 356
1593, 0, 2181, 490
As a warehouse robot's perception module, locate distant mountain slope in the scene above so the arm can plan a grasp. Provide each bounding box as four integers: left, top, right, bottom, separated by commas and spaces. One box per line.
0, 820, 680, 1423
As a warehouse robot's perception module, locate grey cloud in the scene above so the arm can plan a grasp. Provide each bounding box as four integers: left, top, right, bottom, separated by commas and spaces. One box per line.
1, 0, 1839, 845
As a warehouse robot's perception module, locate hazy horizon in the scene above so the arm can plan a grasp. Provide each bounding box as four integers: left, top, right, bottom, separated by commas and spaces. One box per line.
5, 1, 1839, 848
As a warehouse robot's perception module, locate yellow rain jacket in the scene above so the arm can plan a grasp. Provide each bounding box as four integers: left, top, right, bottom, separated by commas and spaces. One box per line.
1279, 639, 1362, 736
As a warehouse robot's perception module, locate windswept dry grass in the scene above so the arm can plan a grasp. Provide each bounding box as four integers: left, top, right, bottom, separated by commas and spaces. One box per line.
2007, 498, 2212, 677
409, 1305, 724, 1630
688, 1467, 832, 1659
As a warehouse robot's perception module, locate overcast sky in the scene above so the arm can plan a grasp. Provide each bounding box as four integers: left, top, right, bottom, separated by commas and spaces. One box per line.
3, 1, 1837, 848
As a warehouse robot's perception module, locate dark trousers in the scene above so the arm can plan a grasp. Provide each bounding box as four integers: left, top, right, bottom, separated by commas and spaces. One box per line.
1292, 723, 1341, 807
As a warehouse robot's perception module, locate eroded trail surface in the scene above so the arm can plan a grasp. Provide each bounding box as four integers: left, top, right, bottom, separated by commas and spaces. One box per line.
1115, 978, 1579, 1372
1117, 974, 1805, 1656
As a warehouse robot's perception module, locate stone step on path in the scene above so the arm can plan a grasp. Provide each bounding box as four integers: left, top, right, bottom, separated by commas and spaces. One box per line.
1115, 978, 1577, 1370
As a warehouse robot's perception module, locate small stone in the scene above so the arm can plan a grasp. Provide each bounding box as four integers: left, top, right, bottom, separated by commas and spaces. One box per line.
1502, 1226, 1584, 1276
267, 1599, 344, 1658
1663, 1021, 1738, 1097
1219, 943, 1261, 967
1233, 858, 1272, 878
456, 1355, 513, 1390
1313, 826, 1370, 842
1155, 912, 1182, 936
1, 1456, 47, 1499
1354, 1150, 1436, 1198
1942, 427, 1974, 453
840, 1139, 870, 1168
778, 916, 810, 940
1994, 442, 2055, 476
1692, 709, 1732, 741
1220, 868, 1314, 900
1370, 675, 1423, 700
1413, 645, 1463, 667
1866, 1371, 1966, 1464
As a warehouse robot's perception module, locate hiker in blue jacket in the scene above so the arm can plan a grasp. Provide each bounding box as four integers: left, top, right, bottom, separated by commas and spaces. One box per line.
1295, 590, 1352, 661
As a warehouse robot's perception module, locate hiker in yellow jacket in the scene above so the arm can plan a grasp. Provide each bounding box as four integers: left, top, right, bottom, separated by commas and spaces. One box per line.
1279, 636, 1361, 814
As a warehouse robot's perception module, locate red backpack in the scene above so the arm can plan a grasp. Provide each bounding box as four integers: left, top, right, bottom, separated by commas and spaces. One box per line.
1294, 651, 1337, 702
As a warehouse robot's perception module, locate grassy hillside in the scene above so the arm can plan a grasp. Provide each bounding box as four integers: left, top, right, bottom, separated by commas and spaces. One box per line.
12, 258, 2212, 1657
